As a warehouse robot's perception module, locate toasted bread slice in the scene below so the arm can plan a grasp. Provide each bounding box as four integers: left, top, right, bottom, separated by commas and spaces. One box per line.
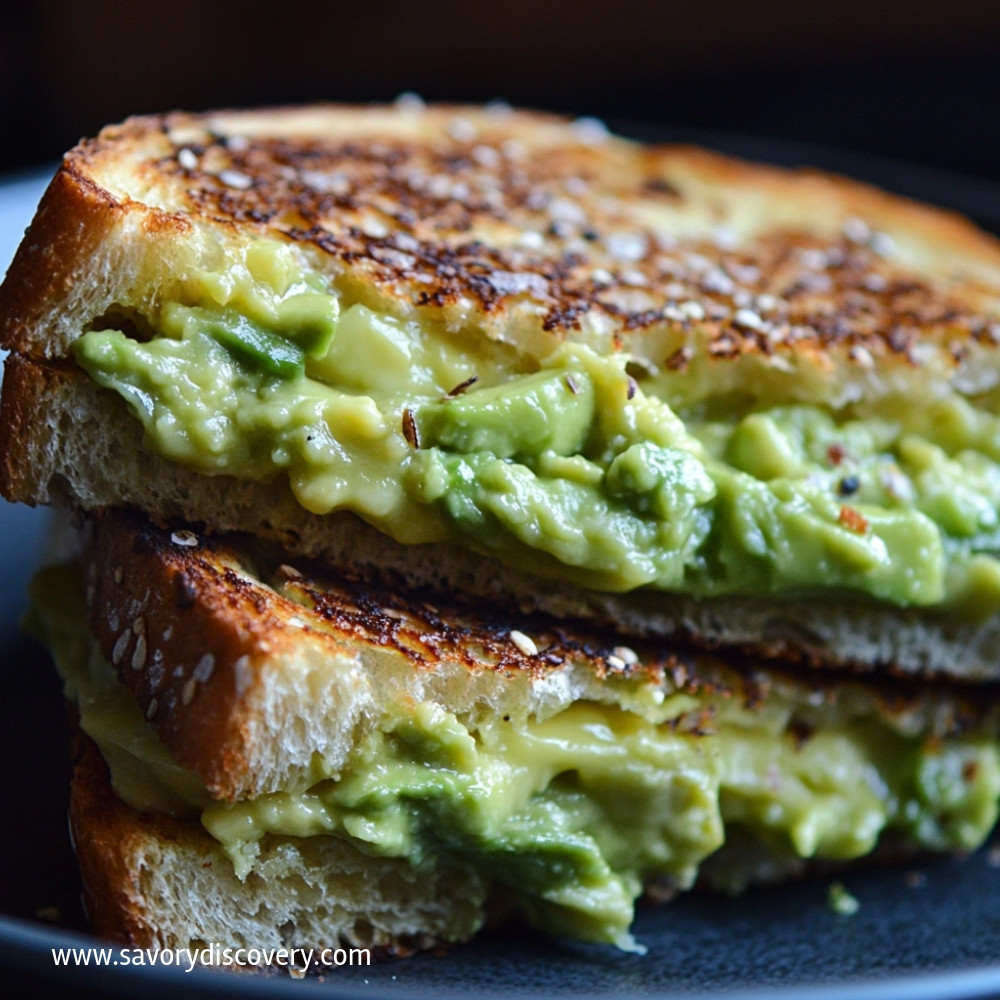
80, 507, 680, 801
69, 729, 491, 958
4, 105, 1000, 403
80, 507, 711, 801
75, 510, 1000, 803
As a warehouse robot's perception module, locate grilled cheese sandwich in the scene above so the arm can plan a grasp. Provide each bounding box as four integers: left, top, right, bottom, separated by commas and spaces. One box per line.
7, 103, 1000, 963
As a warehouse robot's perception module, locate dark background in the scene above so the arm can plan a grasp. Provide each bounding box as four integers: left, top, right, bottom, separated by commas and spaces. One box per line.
2, 0, 1000, 187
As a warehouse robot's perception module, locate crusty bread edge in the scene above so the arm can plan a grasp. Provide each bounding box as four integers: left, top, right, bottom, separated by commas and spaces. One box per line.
69, 727, 491, 958
70, 728, 157, 948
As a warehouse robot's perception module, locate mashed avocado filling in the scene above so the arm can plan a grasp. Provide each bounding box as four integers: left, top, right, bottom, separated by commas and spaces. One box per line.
72, 239, 1000, 614
30, 565, 1000, 950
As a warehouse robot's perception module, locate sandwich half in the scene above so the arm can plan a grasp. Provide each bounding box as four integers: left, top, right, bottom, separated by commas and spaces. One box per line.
4, 105, 1000, 677
28, 510, 1000, 955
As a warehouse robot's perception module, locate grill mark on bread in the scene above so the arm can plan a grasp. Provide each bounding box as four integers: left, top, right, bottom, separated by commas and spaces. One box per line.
130, 122, 990, 358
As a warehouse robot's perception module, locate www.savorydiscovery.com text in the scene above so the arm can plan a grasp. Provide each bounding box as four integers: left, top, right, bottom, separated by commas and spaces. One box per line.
51, 943, 371, 972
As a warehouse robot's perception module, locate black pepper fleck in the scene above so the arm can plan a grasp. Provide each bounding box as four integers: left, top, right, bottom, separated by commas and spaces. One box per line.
838, 475, 860, 497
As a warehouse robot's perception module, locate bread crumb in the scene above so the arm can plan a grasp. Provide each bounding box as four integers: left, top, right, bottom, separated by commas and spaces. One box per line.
827, 881, 859, 916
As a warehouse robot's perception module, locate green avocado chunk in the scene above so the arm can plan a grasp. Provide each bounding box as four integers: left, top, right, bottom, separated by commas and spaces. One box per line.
418, 369, 595, 460
165, 305, 307, 378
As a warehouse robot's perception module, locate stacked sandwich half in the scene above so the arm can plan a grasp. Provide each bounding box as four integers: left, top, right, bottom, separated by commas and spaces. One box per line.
5, 103, 1000, 958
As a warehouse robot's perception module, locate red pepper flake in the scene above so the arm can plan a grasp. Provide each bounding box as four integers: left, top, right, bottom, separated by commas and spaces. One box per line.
402, 408, 420, 448
447, 374, 479, 397
827, 443, 846, 466
838, 505, 868, 534
664, 345, 693, 371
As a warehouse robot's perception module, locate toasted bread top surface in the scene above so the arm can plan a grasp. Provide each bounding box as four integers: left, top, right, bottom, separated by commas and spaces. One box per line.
5, 103, 1000, 402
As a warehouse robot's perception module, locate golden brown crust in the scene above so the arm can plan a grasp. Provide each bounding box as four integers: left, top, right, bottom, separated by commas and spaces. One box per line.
85, 512, 276, 799
4, 104, 1000, 385
0, 167, 121, 357
69, 726, 174, 946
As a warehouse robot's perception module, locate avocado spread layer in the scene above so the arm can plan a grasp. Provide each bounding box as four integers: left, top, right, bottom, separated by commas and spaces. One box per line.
31, 564, 1000, 950
73, 239, 1000, 614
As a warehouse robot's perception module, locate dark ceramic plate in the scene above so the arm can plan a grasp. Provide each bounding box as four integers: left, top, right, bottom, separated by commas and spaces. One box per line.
3, 133, 1000, 1000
